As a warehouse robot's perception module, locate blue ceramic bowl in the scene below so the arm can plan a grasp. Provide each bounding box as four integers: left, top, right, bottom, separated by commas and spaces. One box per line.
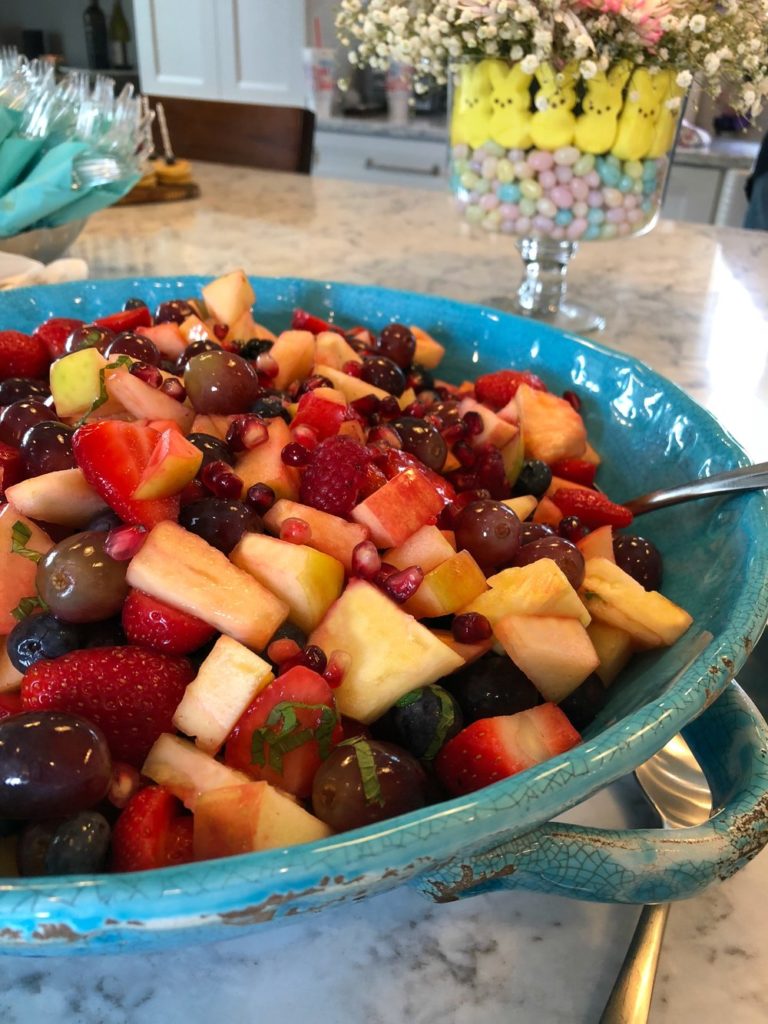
1, 276, 767, 955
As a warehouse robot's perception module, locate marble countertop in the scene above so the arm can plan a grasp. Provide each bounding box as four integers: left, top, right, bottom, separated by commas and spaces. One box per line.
7, 163, 764, 1023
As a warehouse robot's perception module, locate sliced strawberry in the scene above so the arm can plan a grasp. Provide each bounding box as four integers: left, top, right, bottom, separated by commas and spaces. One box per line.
122, 588, 216, 655
93, 306, 152, 334
0, 330, 49, 381
72, 420, 180, 529
291, 390, 348, 440
111, 785, 193, 872
0, 442, 24, 499
32, 317, 84, 361
474, 370, 547, 410
551, 488, 633, 529
435, 704, 581, 796
0, 692, 22, 721
549, 458, 597, 487
291, 309, 341, 336
21, 646, 195, 766
224, 666, 343, 799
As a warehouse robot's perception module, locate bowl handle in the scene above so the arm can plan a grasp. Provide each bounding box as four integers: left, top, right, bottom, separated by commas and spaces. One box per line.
417, 683, 768, 905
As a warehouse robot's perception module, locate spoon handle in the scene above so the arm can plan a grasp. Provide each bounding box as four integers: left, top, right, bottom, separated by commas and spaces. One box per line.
625, 461, 768, 515
599, 902, 670, 1024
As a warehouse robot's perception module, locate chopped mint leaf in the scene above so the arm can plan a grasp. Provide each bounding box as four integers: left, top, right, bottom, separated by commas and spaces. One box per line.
583, 590, 601, 602
349, 738, 384, 807
395, 689, 422, 708
11, 521, 41, 563
11, 594, 48, 622
251, 701, 339, 774
74, 355, 134, 428
422, 687, 458, 761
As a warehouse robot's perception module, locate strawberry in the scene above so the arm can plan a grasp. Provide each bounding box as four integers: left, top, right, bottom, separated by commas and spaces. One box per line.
474, 370, 547, 409
291, 308, 341, 336
435, 704, 581, 797
21, 646, 195, 766
0, 442, 24, 499
551, 487, 633, 529
111, 785, 193, 872
32, 317, 83, 361
72, 420, 181, 529
373, 446, 456, 506
299, 435, 373, 516
0, 692, 22, 721
224, 666, 344, 798
122, 588, 216, 655
93, 306, 152, 334
0, 330, 49, 381
549, 458, 597, 487
291, 390, 348, 440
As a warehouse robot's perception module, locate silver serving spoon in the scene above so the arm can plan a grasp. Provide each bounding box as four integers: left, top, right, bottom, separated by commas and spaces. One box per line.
624, 461, 768, 516
599, 734, 713, 1023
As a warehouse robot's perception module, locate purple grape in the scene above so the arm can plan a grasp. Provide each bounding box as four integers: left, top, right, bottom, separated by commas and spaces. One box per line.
513, 535, 586, 589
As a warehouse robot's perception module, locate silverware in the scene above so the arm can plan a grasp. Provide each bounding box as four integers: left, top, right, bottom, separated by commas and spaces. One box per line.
599, 734, 713, 1023
624, 461, 768, 516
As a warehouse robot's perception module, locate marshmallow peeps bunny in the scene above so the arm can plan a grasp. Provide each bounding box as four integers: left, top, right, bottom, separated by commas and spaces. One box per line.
487, 60, 534, 149
612, 68, 669, 160
573, 62, 632, 154
647, 71, 684, 158
529, 63, 578, 150
451, 61, 493, 149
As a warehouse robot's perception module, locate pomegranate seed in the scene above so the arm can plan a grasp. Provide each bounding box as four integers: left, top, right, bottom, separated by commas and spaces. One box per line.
160, 377, 186, 401
559, 515, 590, 542
462, 410, 484, 437
451, 470, 482, 493
130, 362, 162, 388
343, 360, 363, 378
375, 562, 398, 586
403, 401, 427, 418
367, 425, 402, 449
200, 460, 243, 499
180, 479, 206, 504
104, 524, 147, 561
351, 395, 380, 418
256, 351, 279, 379
213, 323, 228, 341
562, 389, 581, 412
303, 645, 327, 674
226, 414, 268, 452
324, 649, 351, 689
297, 374, 333, 396
107, 762, 141, 809
280, 517, 312, 544
454, 440, 476, 468
352, 540, 382, 580
452, 612, 492, 644
246, 482, 276, 514
442, 422, 466, 443
268, 638, 302, 664
281, 442, 311, 467
382, 565, 423, 603
291, 423, 319, 451
378, 396, 400, 419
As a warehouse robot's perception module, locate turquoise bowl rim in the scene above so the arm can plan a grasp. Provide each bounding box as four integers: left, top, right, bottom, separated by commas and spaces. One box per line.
0, 274, 766, 951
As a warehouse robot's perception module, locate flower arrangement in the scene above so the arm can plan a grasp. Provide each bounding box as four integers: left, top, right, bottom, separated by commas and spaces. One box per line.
336, 0, 768, 115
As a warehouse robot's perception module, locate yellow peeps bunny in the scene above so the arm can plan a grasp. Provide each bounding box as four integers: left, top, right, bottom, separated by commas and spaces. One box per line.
487, 60, 533, 149
451, 61, 493, 149
647, 71, 684, 158
612, 68, 669, 161
573, 62, 631, 154
529, 63, 578, 150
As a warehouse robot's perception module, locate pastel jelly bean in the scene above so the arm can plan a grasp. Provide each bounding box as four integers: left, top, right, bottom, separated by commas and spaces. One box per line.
497, 183, 521, 203
555, 166, 574, 185
519, 196, 538, 217
496, 159, 515, 183
537, 197, 558, 218
587, 207, 606, 225
550, 227, 566, 241
532, 215, 554, 234
627, 208, 644, 224
516, 216, 532, 234
572, 201, 589, 218
617, 223, 632, 236
601, 223, 619, 239
624, 194, 639, 209
499, 202, 519, 219
555, 209, 574, 226
606, 154, 621, 169
641, 198, 654, 213
539, 169, 557, 190
473, 147, 488, 162
587, 190, 604, 208
551, 186, 574, 209
603, 188, 623, 208
573, 153, 595, 176
599, 163, 621, 187
482, 211, 502, 231
500, 219, 518, 234
452, 144, 469, 159
482, 157, 499, 180
507, 149, 525, 163
571, 178, 589, 202
480, 192, 499, 211
624, 160, 643, 179
584, 224, 602, 240
567, 217, 588, 240
606, 207, 627, 224
632, 180, 644, 195
528, 149, 555, 172
585, 170, 601, 189
465, 205, 484, 223
460, 170, 479, 191
513, 161, 533, 180
618, 175, 634, 193
475, 179, 491, 196
485, 141, 505, 158
520, 179, 543, 201
554, 146, 580, 166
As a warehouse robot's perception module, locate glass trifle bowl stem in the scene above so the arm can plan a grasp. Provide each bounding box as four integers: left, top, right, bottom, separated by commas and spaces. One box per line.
511, 237, 604, 332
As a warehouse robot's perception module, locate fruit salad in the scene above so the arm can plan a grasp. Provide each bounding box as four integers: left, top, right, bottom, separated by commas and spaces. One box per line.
0, 270, 693, 877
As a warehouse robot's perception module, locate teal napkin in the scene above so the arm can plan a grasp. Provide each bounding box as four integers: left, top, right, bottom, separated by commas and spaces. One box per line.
44, 173, 140, 226
0, 139, 89, 236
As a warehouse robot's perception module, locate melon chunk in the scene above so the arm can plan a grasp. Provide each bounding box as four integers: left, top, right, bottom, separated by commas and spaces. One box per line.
142, 733, 251, 811
309, 579, 464, 723
0, 507, 53, 634
516, 383, 587, 463
264, 499, 369, 572
502, 495, 537, 521
493, 614, 600, 702
580, 557, 692, 648
126, 520, 288, 650
270, 330, 315, 390
193, 781, 332, 860
235, 417, 300, 501
462, 559, 590, 628
173, 636, 274, 754
458, 396, 519, 449
587, 620, 634, 686
6, 468, 107, 528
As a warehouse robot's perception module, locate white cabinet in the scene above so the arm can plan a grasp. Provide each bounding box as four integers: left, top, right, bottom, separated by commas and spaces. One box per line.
133, 0, 306, 106
662, 165, 721, 224
314, 131, 448, 191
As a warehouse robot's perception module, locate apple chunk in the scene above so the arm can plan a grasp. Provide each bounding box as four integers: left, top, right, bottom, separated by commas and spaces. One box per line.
0, 507, 52, 634
142, 733, 251, 811
351, 469, 444, 548
126, 520, 289, 650
201, 269, 255, 328
6, 469, 107, 528
133, 429, 202, 500
309, 579, 464, 723
264, 499, 368, 572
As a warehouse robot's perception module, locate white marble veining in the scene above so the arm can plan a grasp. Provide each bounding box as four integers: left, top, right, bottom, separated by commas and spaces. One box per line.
1, 163, 763, 1023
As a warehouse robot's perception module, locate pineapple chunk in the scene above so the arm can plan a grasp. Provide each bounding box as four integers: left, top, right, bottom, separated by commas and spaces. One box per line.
587, 620, 634, 686
580, 557, 692, 648
403, 550, 488, 618
462, 558, 591, 628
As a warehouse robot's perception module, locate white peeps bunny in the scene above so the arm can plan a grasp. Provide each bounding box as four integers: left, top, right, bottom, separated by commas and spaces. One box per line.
612, 68, 669, 161
451, 61, 493, 149
529, 63, 578, 150
487, 60, 534, 149
574, 62, 632, 154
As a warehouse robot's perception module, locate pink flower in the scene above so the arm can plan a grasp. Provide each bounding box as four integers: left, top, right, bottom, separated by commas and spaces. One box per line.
576, 0, 676, 44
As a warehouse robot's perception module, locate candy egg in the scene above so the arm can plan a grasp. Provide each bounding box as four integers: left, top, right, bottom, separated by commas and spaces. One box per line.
452, 143, 469, 159
601, 223, 619, 239
497, 182, 521, 203
572, 200, 589, 217
554, 146, 580, 166
587, 190, 604, 208
603, 188, 624, 208
482, 210, 502, 231
516, 215, 532, 234
499, 202, 520, 219
550, 227, 566, 241
585, 170, 601, 189
555, 209, 574, 226
571, 178, 589, 202
500, 219, 518, 234
480, 192, 500, 211
606, 207, 627, 224
465, 205, 484, 223
520, 179, 543, 201
539, 170, 557, 190
598, 163, 621, 188
587, 208, 606, 225
496, 159, 515, 183
519, 196, 538, 217
573, 153, 595, 176
584, 224, 602, 240
618, 175, 634, 193
537, 197, 558, 218
484, 141, 505, 157
513, 160, 533, 180
528, 150, 555, 172
481, 157, 499, 180
555, 166, 574, 185
507, 148, 526, 163
532, 214, 554, 234
460, 170, 479, 191
624, 160, 644, 179
551, 186, 575, 209
567, 217, 589, 240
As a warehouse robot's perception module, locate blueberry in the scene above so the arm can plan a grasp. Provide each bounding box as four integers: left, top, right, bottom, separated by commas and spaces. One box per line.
558, 674, 607, 732
380, 685, 464, 761
86, 509, 123, 532
250, 395, 290, 423
239, 338, 274, 359
178, 498, 262, 554
267, 620, 307, 649
123, 297, 148, 311
513, 459, 552, 498
44, 812, 111, 875
446, 654, 541, 722
6, 613, 82, 672
187, 432, 235, 469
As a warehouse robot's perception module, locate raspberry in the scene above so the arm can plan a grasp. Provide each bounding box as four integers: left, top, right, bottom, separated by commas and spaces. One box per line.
474, 370, 547, 409
299, 436, 373, 517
